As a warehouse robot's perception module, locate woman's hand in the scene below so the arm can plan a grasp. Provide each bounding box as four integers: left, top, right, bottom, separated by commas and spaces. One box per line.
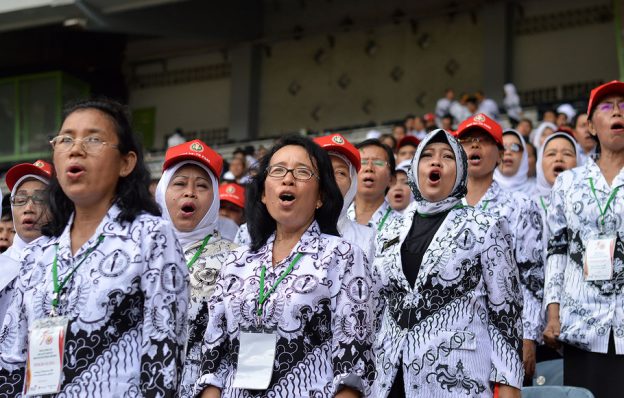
200, 386, 221, 398
522, 339, 536, 380
543, 303, 561, 349
497, 384, 521, 398
335, 387, 361, 398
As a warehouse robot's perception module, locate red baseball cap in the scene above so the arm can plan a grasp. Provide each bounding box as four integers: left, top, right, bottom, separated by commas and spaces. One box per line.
587, 80, 624, 117
454, 113, 503, 147
219, 183, 245, 208
313, 133, 361, 172
163, 139, 223, 179
6, 159, 53, 192
397, 135, 421, 149
424, 113, 436, 122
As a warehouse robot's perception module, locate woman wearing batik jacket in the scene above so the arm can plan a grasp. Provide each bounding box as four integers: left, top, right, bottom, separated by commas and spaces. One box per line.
543, 81, 624, 397
372, 129, 523, 398
153, 139, 238, 398
196, 135, 375, 398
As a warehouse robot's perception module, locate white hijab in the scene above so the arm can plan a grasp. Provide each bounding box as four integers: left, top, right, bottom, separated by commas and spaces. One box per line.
6, 175, 49, 261
534, 132, 582, 198
493, 130, 534, 194
328, 152, 358, 235
154, 160, 219, 249
530, 122, 558, 149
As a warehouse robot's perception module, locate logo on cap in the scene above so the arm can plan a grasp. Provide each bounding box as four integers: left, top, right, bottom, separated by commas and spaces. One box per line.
226, 186, 236, 194
474, 114, 486, 122
190, 142, 203, 152
34, 161, 44, 168
332, 135, 344, 145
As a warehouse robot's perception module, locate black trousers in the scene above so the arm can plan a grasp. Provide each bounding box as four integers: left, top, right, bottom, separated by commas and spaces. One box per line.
563, 333, 624, 398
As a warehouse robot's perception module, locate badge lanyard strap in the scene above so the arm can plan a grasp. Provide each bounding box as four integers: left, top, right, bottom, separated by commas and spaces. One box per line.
377, 208, 392, 231
539, 196, 548, 214
51, 235, 105, 315
257, 252, 303, 316
589, 177, 619, 230
186, 234, 212, 269
481, 200, 490, 211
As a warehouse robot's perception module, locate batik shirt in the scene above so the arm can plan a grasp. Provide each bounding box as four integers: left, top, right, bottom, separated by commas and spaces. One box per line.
347, 200, 401, 234
473, 181, 545, 341
372, 203, 523, 397
195, 221, 376, 397
0, 205, 188, 397
545, 159, 624, 353
178, 232, 238, 398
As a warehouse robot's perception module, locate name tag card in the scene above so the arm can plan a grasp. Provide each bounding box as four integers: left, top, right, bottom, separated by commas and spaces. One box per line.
232, 331, 276, 390
24, 317, 68, 396
584, 236, 616, 281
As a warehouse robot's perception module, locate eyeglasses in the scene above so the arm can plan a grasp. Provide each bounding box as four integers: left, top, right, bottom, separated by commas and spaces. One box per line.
457, 136, 495, 145
50, 135, 119, 154
361, 158, 388, 168
266, 165, 318, 181
596, 101, 624, 113
10, 193, 47, 206
503, 143, 523, 153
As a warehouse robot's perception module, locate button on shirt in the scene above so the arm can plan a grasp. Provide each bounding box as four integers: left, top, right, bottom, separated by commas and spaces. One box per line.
0, 205, 189, 397
545, 159, 624, 354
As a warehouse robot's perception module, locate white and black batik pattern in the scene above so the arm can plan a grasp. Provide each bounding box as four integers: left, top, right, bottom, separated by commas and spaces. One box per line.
372, 203, 524, 397
178, 232, 238, 398
0, 205, 189, 397
475, 182, 545, 341
195, 221, 376, 397
545, 159, 624, 354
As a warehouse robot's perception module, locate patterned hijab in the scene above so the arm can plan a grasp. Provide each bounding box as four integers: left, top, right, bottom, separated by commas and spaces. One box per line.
408, 129, 468, 215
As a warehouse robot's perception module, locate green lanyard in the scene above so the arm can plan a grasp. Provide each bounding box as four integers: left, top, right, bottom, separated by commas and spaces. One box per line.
589, 177, 620, 228
539, 196, 548, 214
377, 208, 392, 231
481, 200, 490, 211
186, 234, 212, 269
51, 235, 105, 315
257, 252, 303, 316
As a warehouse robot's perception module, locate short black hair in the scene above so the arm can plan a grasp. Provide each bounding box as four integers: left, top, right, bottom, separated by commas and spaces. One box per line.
519, 118, 533, 128
42, 98, 160, 237
245, 135, 343, 252
355, 139, 397, 175
379, 133, 397, 151
574, 112, 588, 126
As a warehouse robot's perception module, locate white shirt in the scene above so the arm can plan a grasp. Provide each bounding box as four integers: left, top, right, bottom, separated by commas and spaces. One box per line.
0, 205, 189, 397
347, 200, 401, 235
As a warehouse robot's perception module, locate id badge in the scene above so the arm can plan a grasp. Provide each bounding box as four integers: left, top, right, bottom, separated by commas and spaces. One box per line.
24, 317, 68, 396
584, 234, 616, 281
232, 331, 277, 390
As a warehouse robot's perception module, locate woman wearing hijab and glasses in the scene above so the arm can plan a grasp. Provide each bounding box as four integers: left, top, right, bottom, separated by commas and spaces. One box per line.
493, 130, 535, 195
372, 129, 523, 398
543, 81, 624, 397
196, 135, 375, 398
0, 99, 188, 396
153, 139, 238, 397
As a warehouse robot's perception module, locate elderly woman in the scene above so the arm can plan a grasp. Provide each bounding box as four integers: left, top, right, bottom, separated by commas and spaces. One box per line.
196, 135, 375, 398
0, 99, 188, 396
543, 81, 624, 397
372, 129, 523, 398
154, 139, 239, 398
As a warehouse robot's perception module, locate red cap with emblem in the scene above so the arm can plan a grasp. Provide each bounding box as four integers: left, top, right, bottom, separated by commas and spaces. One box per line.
6, 159, 53, 191
162, 139, 223, 179
397, 135, 421, 149
454, 113, 503, 147
313, 133, 361, 172
587, 80, 624, 118
219, 183, 245, 209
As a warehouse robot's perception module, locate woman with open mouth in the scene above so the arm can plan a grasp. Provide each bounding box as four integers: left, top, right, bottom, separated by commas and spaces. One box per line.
371, 129, 523, 397
543, 80, 624, 398
493, 129, 535, 195
196, 135, 375, 398
0, 98, 187, 396
154, 139, 239, 398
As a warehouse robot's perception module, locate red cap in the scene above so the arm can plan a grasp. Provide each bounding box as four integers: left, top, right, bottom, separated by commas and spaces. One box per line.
163, 139, 223, 179
313, 133, 361, 172
587, 80, 624, 117
219, 183, 245, 208
397, 135, 421, 149
454, 113, 503, 146
424, 113, 435, 121
6, 159, 53, 192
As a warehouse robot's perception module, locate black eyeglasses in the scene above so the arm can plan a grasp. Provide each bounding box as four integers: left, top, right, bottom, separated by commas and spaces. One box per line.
266, 165, 319, 181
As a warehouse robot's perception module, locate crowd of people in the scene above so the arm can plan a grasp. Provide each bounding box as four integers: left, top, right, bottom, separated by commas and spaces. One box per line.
0, 79, 620, 398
